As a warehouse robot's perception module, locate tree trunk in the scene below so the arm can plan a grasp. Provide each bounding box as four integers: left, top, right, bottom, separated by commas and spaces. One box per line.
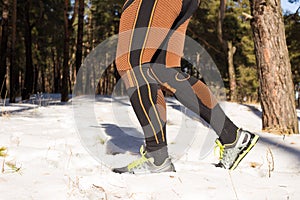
74, 0, 84, 94
86, 5, 94, 55
41, 64, 45, 93
217, 0, 226, 46
217, 0, 238, 101
249, 0, 299, 134
10, 0, 18, 103
75, 0, 84, 74
61, 0, 70, 102
22, 0, 34, 100
52, 48, 59, 93
0, 0, 9, 99
34, 64, 39, 93
228, 41, 237, 101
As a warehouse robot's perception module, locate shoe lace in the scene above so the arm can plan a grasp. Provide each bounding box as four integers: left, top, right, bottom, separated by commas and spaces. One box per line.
127, 146, 150, 171
214, 140, 225, 160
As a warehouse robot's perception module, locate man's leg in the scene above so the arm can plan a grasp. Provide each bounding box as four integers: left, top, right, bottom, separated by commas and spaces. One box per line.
114, 0, 188, 173
148, 1, 259, 170
144, 1, 239, 144
149, 65, 239, 144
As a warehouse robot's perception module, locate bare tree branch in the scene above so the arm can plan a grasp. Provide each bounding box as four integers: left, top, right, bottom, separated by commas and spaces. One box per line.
187, 27, 223, 55
242, 12, 253, 20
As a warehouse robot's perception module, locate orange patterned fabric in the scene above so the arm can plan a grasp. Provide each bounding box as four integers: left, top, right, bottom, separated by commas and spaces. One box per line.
166, 19, 190, 67
118, 70, 136, 89
156, 88, 167, 122
116, 0, 186, 71
142, 0, 182, 64
116, 0, 141, 71
192, 80, 218, 109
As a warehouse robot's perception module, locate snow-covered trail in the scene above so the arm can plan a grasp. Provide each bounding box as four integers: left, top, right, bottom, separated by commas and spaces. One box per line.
0, 96, 300, 200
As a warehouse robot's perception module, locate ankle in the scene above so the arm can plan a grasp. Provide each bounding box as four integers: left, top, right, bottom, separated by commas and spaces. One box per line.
219, 128, 242, 146
146, 146, 169, 166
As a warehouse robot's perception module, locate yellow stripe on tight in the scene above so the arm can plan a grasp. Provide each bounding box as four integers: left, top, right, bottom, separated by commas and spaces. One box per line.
127, 0, 160, 143
138, 0, 166, 143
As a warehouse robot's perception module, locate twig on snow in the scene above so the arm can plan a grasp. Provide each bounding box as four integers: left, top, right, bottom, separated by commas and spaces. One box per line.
266, 147, 274, 178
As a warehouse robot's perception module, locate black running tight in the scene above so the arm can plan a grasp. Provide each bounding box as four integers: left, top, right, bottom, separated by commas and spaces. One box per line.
116, 0, 238, 152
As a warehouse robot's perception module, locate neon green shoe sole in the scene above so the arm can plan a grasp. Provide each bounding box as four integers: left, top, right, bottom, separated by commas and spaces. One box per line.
112, 146, 176, 174
215, 130, 260, 170
229, 134, 259, 170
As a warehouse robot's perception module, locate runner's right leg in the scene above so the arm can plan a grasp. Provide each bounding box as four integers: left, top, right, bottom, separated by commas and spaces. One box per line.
114, 0, 186, 173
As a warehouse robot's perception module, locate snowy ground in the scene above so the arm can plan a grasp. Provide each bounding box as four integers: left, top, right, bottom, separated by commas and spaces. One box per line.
1, 94, 300, 200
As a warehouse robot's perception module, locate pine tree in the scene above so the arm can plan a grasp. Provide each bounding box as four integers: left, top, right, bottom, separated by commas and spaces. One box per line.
249, 0, 299, 134
10, 0, 18, 103
75, 0, 84, 74
284, 7, 300, 86
0, 0, 9, 99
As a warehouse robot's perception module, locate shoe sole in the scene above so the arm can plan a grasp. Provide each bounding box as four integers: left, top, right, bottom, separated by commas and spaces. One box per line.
112, 162, 176, 174
229, 135, 260, 170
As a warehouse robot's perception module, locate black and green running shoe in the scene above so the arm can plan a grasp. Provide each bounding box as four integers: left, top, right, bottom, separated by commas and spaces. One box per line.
215, 129, 259, 170
112, 146, 176, 174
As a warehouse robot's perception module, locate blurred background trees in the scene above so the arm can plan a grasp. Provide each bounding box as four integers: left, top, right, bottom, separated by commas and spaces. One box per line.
0, 0, 299, 133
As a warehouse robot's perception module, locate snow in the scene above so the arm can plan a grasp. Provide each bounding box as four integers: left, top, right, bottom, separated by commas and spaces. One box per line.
1, 94, 300, 200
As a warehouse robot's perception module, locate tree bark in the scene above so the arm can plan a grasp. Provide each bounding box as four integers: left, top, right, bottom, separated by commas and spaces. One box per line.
61, 0, 70, 102
227, 41, 237, 101
51, 48, 59, 93
61, 0, 79, 101
217, 0, 238, 101
74, 0, 84, 94
217, 0, 226, 47
75, 0, 84, 74
22, 0, 34, 100
34, 64, 39, 93
10, 0, 18, 103
41, 64, 45, 93
250, 0, 299, 134
0, 0, 9, 99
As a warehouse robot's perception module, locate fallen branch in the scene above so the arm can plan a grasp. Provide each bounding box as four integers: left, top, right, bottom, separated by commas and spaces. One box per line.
242, 12, 253, 20
266, 147, 274, 178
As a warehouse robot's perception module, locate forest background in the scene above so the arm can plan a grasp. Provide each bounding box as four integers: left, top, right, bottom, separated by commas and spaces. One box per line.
0, 0, 299, 105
